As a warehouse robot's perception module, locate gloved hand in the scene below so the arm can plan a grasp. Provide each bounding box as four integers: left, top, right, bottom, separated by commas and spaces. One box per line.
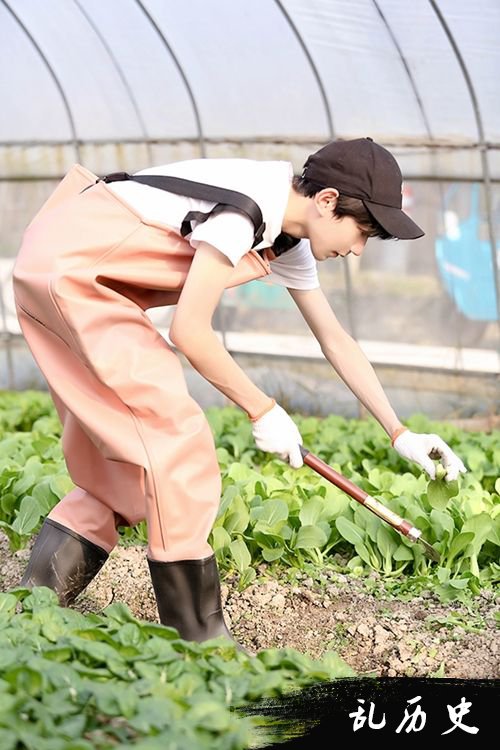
250, 399, 304, 468
392, 427, 467, 481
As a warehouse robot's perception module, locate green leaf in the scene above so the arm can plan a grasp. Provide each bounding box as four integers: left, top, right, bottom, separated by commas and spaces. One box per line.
116, 623, 143, 648
255, 480, 267, 498
49, 474, 74, 500
253, 528, 285, 549
445, 479, 459, 498
446, 532, 475, 566
295, 525, 328, 550
429, 509, 456, 542
11, 461, 44, 496
223, 509, 249, 535
227, 462, 253, 482
11, 496, 42, 534
354, 541, 373, 567
465, 448, 486, 473
189, 700, 232, 732
0, 647, 22, 672
376, 525, 398, 560
0, 492, 17, 516
393, 543, 414, 561
261, 546, 284, 562
239, 566, 256, 588
335, 516, 366, 547
101, 602, 137, 624
258, 499, 289, 527
461, 513, 493, 557
211, 526, 232, 552
32, 480, 58, 515
41, 618, 67, 643
0, 593, 18, 614
487, 516, 500, 546
435, 463, 447, 481
447, 578, 470, 590
299, 497, 323, 527
427, 478, 455, 510
322, 484, 349, 515
229, 538, 251, 572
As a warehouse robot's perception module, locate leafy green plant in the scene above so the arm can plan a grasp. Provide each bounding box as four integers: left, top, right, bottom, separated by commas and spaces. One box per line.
0, 392, 497, 601
0, 586, 355, 748
0, 390, 55, 434
208, 408, 499, 600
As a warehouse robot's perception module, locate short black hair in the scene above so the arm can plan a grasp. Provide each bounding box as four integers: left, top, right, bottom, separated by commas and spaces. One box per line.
292, 174, 395, 240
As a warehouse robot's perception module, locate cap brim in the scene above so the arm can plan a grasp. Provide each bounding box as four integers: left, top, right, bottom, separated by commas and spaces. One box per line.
363, 200, 425, 240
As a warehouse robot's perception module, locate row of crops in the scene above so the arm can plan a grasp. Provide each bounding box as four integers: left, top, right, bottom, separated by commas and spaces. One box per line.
1, 390, 498, 600
0, 390, 498, 747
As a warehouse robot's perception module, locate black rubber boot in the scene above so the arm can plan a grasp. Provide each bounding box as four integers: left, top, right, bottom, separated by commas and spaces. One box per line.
147, 553, 246, 653
19, 517, 109, 607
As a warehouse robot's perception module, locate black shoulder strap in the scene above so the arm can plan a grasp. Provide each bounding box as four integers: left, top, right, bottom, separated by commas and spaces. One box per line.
96, 171, 266, 250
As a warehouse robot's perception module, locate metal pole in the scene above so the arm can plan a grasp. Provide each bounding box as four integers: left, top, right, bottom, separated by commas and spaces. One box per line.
429, 0, 500, 349
2, 0, 81, 162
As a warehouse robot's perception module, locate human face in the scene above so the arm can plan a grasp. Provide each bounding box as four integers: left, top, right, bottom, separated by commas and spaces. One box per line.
308, 211, 369, 262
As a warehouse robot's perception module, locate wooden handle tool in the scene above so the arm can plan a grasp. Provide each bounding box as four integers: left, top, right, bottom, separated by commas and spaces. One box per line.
299, 445, 440, 563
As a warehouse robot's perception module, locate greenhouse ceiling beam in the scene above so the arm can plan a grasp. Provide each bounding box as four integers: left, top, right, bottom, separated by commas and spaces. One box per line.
274, 1, 362, 350
372, 0, 433, 139
1, 0, 81, 161
72, 0, 152, 161
370, 2, 468, 345
134, 0, 206, 158
3, 173, 499, 184
2, 137, 499, 149
273, 0, 335, 140
429, 0, 500, 337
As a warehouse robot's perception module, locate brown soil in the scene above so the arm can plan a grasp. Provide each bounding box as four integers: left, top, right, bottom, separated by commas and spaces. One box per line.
1, 532, 498, 680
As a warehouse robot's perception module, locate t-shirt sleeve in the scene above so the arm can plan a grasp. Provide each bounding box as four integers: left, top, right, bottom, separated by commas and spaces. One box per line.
258, 239, 320, 290
188, 210, 255, 266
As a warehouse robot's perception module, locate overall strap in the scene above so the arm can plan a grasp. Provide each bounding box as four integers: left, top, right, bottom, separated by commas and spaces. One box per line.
97, 171, 266, 250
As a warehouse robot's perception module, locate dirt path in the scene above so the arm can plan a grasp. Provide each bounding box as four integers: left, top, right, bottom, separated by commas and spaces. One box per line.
1, 532, 498, 680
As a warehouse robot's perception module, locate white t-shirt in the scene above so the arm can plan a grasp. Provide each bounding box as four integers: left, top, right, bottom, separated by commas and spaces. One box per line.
106, 158, 320, 291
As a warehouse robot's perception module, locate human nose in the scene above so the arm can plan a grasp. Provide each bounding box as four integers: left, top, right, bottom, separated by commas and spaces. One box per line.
350, 236, 368, 256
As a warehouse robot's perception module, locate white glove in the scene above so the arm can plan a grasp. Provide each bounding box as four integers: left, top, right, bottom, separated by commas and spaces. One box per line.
393, 428, 468, 481
251, 401, 304, 468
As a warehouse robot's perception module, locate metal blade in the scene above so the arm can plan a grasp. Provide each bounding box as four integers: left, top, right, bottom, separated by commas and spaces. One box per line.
418, 535, 441, 563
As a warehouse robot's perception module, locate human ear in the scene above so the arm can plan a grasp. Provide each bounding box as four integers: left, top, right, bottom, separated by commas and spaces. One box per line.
316, 188, 339, 215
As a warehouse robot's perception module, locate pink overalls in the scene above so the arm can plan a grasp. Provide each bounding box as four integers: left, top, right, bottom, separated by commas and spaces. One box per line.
12, 163, 274, 562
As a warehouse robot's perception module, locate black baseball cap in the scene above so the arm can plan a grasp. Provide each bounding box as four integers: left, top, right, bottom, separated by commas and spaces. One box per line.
301, 137, 425, 239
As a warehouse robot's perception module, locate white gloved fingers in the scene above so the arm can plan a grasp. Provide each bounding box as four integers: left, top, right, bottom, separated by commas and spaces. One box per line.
441, 449, 464, 482
393, 429, 468, 483
444, 460, 468, 482
393, 431, 436, 478
426, 435, 468, 482
425, 434, 453, 460
288, 443, 304, 469
420, 456, 437, 480
393, 430, 467, 482
251, 402, 304, 465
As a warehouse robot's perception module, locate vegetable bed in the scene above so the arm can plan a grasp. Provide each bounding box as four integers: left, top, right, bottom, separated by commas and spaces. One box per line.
0, 390, 498, 747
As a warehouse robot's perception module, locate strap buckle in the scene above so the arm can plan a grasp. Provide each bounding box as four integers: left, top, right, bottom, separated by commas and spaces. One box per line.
102, 172, 132, 183
251, 222, 266, 248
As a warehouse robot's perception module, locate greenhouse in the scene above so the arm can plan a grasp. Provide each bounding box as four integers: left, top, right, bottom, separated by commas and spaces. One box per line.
0, 2, 498, 747
1, 0, 498, 419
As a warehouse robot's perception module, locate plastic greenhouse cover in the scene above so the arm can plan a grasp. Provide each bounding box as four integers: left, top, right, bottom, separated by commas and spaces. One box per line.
1, 0, 499, 176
